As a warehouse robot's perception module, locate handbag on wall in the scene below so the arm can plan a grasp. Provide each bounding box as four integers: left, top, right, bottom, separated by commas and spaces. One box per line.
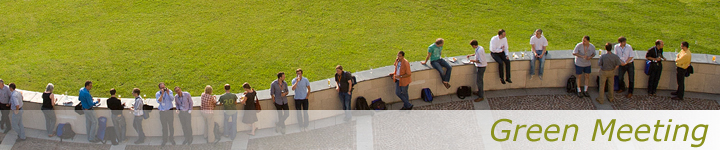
254, 95, 261, 113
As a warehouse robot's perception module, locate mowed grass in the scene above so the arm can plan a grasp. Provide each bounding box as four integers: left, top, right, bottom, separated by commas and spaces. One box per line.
1, 0, 719, 97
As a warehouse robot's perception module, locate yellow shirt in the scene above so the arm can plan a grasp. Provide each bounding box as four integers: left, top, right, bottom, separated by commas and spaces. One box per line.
676, 49, 692, 69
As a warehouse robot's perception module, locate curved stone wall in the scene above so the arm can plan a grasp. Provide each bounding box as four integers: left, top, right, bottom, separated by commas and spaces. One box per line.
15, 50, 720, 136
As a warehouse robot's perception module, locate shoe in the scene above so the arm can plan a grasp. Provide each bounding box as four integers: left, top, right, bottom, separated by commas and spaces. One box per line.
281, 127, 286, 135
577, 92, 583, 98
408, 105, 413, 110
595, 98, 604, 104
3, 129, 10, 134
583, 91, 590, 98
500, 79, 506, 84
506, 79, 512, 83
671, 97, 683, 101
170, 140, 176, 145
626, 93, 633, 98
530, 75, 534, 80
182, 140, 188, 145
135, 139, 145, 144
16, 137, 26, 142
161, 141, 166, 147
617, 89, 625, 93
473, 91, 479, 96
671, 92, 678, 95
539, 76, 543, 80
275, 126, 280, 133
474, 98, 484, 102
90, 139, 100, 143
609, 98, 615, 102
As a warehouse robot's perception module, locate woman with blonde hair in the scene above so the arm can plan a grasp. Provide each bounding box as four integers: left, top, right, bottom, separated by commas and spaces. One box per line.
240, 82, 258, 135
200, 85, 218, 143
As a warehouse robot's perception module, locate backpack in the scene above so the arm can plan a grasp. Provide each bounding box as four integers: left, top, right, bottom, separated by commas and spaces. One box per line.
75, 103, 84, 115
57, 123, 76, 142
213, 122, 222, 144
96, 117, 108, 143
355, 96, 370, 110
369, 98, 386, 110
566, 75, 577, 93
142, 104, 153, 119
421, 88, 434, 102
103, 126, 119, 145
457, 86, 472, 99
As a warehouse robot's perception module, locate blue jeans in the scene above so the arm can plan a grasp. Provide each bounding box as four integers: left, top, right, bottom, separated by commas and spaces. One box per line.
395, 81, 412, 108
338, 92, 352, 119
41, 107, 56, 135
111, 114, 126, 142
223, 112, 237, 140
84, 109, 98, 141
12, 109, 25, 139
430, 59, 452, 82
529, 50, 546, 76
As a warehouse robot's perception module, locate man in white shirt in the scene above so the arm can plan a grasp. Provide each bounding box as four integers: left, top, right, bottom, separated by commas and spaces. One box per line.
490, 29, 512, 84
613, 36, 635, 98
529, 29, 548, 80
467, 40, 487, 102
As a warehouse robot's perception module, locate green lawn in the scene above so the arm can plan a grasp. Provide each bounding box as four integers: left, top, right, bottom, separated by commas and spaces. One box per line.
1, 0, 718, 97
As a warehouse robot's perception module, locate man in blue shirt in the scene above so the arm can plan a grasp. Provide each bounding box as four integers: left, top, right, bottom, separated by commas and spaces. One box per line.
155, 82, 175, 146
79, 80, 100, 143
292, 68, 311, 131
9, 83, 26, 141
174, 86, 193, 145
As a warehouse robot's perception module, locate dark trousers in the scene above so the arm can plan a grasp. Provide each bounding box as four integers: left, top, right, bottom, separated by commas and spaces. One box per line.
647, 62, 663, 94
133, 116, 145, 140
294, 99, 309, 128
476, 67, 486, 98
111, 114, 126, 142
676, 67, 688, 98
178, 111, 192, 142
618, 62, 635, 93
159, 110, 174, 141
275, 103, 289, 128
0, 104, 10, 131
491, 53, 512, 80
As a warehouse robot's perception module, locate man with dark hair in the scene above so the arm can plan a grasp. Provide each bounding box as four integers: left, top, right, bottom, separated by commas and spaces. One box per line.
271, 72, 289, 134
597, 43, 623, 104
218, 84, 238, 139
646, 40, 667, 96
467, 39, 487, 102
155, 82, 175, 146
529, 29, 548, 80
174, 86, 193, 144
291, 68, 311, 131
572, 36, 596, 98
491, 29, 512, 84
672, 42, 692, 100
9, 83, 25, 141
391, 51, 413, 109
614, 36, 635, 98
0, 79, 11, 134
79, 80, 101, 143
130, 88, 145, 144
106, 88, 126, 143
334, 65, 353, 121
421, 38, 452, 89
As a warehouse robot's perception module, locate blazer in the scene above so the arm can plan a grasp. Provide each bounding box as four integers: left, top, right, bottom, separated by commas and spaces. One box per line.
391, 58, 412, 86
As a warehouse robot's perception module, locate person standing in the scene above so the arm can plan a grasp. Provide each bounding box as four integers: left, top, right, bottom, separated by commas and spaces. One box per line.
79, 80, 101, 143
614, 37, 636, 98
421, 38, 452, 88
672, 42, 692, 100
597, 43, 624, 104
174, 86, 193, 145
219, 84, 238, 140
106, 88, 126, 143
0, 79, 12, 134
42, 83, 57, 137
646, 40, 667, 96
130, 88, 145, 144
390, 51, 413, 110
271, 72, 290, 134
291, 69, 311, 131
241, 83, 258, 135
490, 29, 512, 84
9, 83, 25, 142
572, 36, 596, 98
529, 29, 548, 80
155, 82, 175, 146
467, 40, 487, 102
334, 65, 353, 121
200, 85, 217, 143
